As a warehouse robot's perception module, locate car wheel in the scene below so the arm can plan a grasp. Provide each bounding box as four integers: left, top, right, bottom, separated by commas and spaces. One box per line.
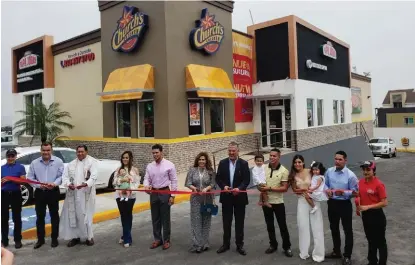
388, 152, 393, 158
21, 184, 33, 207
107, 172, 115, 191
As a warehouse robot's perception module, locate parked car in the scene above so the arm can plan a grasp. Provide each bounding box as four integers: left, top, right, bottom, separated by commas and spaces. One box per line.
1, 146, 120, 206
368, 137, 397, 158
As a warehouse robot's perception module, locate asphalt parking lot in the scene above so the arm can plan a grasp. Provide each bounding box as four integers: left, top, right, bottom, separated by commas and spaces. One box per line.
8, 153, 415, 265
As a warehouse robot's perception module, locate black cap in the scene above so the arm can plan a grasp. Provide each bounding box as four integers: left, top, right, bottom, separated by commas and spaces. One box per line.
6, 149, 17, 156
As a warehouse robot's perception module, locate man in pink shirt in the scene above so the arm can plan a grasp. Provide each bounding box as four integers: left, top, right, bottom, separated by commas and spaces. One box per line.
144, 144, 178, 250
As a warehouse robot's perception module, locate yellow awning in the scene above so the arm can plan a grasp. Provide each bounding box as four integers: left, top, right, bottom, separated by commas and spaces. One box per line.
97, 64, 155, 102
185, 64, 236, 99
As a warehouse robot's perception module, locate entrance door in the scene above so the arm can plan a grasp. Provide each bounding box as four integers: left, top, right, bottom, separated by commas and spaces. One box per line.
266, 107, 286, 148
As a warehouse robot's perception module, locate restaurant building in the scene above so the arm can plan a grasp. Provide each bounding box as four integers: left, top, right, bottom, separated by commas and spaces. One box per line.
12, 1, 372, 173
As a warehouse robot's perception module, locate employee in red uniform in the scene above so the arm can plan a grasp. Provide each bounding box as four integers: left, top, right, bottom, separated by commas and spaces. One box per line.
1, 149, 26, 249
355, 161, 388, 265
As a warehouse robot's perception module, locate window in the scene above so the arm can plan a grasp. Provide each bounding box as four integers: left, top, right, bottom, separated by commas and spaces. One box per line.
138, 100, 154, 137
340, 100, 345, 123
317, 99, 323, 126
55, 150, 77, 163
16, 154, 32, 165
25, 93, 42, 135
393, 102, 403, 108
210, 99, 224, 133
116, 101, 131, 138
333, 100, 339, 124
369, 138, 388, 144
307, 99, 314, 127
404, 117, 414, 126
188, 99, 204, 135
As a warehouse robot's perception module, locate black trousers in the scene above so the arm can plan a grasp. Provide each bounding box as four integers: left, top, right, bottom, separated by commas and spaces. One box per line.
116, 198, 135, 244
362, 209, 387, 265
34, 188, 60, 241
150, 193, 171, 242
262, 203, 291, 250
222, 203, 246, 247
327, 199, 353, 258
1, 190, 22, 244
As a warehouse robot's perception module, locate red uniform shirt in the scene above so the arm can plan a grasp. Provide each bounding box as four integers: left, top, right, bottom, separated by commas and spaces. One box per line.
358, 176, 387, 206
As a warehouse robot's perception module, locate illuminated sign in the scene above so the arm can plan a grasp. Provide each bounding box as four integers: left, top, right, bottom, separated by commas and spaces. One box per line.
60, 48, 95, 68
321, 41, 337, 60
111, 6, 149, 53
189, 8, 224, 55
19, 51, 38, 70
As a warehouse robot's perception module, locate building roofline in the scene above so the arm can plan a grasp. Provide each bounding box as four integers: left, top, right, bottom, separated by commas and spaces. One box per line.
232, 29, 253, 38
51, 29, 101, 55
351, 72, 371, 83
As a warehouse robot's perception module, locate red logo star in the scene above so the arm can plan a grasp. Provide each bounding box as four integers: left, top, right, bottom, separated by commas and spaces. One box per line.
118, 7, 133, 29
201, 12, 215, 30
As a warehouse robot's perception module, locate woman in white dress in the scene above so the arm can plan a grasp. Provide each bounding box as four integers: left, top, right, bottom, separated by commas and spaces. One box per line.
289, 155, 325, 262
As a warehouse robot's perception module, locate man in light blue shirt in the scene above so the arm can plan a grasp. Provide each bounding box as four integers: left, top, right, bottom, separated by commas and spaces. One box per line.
324, 151, 358, 265
27, 142, 64, 249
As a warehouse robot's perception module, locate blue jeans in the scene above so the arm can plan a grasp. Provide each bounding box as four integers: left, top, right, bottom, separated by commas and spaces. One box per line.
116, 198, 135, 244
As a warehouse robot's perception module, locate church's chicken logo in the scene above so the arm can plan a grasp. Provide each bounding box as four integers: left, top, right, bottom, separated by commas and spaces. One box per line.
111, 6, 149, 53
189, 8, 224, 55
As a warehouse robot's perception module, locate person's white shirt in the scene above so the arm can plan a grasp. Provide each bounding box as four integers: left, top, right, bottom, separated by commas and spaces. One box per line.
59, 155, 98, 241
252, 164, 266, 186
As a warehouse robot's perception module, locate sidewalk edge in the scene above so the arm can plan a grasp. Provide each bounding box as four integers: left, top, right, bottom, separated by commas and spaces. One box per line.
21, 194, 190, 240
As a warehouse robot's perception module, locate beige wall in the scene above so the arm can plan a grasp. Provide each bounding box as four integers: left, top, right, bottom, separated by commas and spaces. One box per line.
54, 42, 103, 137
351, 77, 372, 122
386, 113, 415, 127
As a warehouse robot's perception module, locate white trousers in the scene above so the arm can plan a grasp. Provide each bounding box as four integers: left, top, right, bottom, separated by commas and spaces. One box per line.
297, 197, 325, 262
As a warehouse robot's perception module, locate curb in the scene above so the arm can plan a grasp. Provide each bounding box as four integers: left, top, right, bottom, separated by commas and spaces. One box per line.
397, 148, 415, 153
21, 194, 190, 240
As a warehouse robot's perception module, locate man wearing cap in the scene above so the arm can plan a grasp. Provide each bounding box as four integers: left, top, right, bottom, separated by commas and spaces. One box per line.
1, 149, 26, 249
356, 161, 388, 265
324, 150, 358, 265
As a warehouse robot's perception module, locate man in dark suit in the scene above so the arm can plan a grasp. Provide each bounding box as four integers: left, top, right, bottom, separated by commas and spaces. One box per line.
216, 142, 251, 256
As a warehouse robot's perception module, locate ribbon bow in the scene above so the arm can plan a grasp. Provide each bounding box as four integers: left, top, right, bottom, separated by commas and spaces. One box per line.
310, 161, 316, 167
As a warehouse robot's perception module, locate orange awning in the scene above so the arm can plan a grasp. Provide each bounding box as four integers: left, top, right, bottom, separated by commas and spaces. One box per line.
185, 64, 236, 99
97, 64, 154, 102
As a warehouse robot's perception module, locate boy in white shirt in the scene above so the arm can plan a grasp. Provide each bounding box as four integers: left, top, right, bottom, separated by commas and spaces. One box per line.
252, 154, 271, 208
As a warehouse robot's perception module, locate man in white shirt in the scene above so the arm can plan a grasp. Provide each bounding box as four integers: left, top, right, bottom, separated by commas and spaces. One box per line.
59, 145, 98, 247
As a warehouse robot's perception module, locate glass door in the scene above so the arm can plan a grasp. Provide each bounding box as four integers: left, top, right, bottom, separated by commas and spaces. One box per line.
266, 107, 286, 148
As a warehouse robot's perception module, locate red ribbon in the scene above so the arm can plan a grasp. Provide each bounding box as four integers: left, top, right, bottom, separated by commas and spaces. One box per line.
114, 188, 258, 195
1, 176, 45, 186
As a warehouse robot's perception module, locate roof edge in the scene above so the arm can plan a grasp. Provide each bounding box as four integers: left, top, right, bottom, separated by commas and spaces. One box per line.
351, 72, 372, 83
51, 29, 101, 56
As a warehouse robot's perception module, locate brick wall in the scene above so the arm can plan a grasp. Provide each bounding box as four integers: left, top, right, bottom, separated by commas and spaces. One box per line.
24, 133, 260, 175
293, 121, 374, 151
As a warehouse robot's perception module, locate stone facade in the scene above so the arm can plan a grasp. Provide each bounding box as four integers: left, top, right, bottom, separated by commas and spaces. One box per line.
293, 121, 373, 151
56, 133, 258, 175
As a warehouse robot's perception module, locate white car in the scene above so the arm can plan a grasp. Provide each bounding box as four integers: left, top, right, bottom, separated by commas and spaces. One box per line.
1, 146, 120, 206
368, 137, 397, 158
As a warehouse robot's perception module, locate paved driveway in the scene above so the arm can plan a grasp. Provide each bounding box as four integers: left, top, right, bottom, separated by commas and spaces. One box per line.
9, 153, 415, 265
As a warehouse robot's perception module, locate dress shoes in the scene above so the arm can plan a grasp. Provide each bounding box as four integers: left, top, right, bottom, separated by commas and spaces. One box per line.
326, 251, 342, 259
15, 241, 22, 249
86, 238, 94, 246
343, 257, 352, 265
67, 238, 80, 247
265, 245, 278, 254
237, 246, 247, 256
34, 240, 45, 249
51, 240, 59, 248
216, 245, 230, 254
283, 249, 293, 257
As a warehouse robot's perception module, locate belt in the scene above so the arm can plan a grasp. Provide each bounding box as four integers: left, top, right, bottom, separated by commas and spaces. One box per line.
152, 186, 169, 190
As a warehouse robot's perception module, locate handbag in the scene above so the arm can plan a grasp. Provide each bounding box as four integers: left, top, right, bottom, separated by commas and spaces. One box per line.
200, 194, 218, 216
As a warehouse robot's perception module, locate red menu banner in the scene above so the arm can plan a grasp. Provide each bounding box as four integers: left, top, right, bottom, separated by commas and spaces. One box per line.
232, 32, 253, 122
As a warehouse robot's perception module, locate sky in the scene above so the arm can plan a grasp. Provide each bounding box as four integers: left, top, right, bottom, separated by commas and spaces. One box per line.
1, 0, 415, 126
